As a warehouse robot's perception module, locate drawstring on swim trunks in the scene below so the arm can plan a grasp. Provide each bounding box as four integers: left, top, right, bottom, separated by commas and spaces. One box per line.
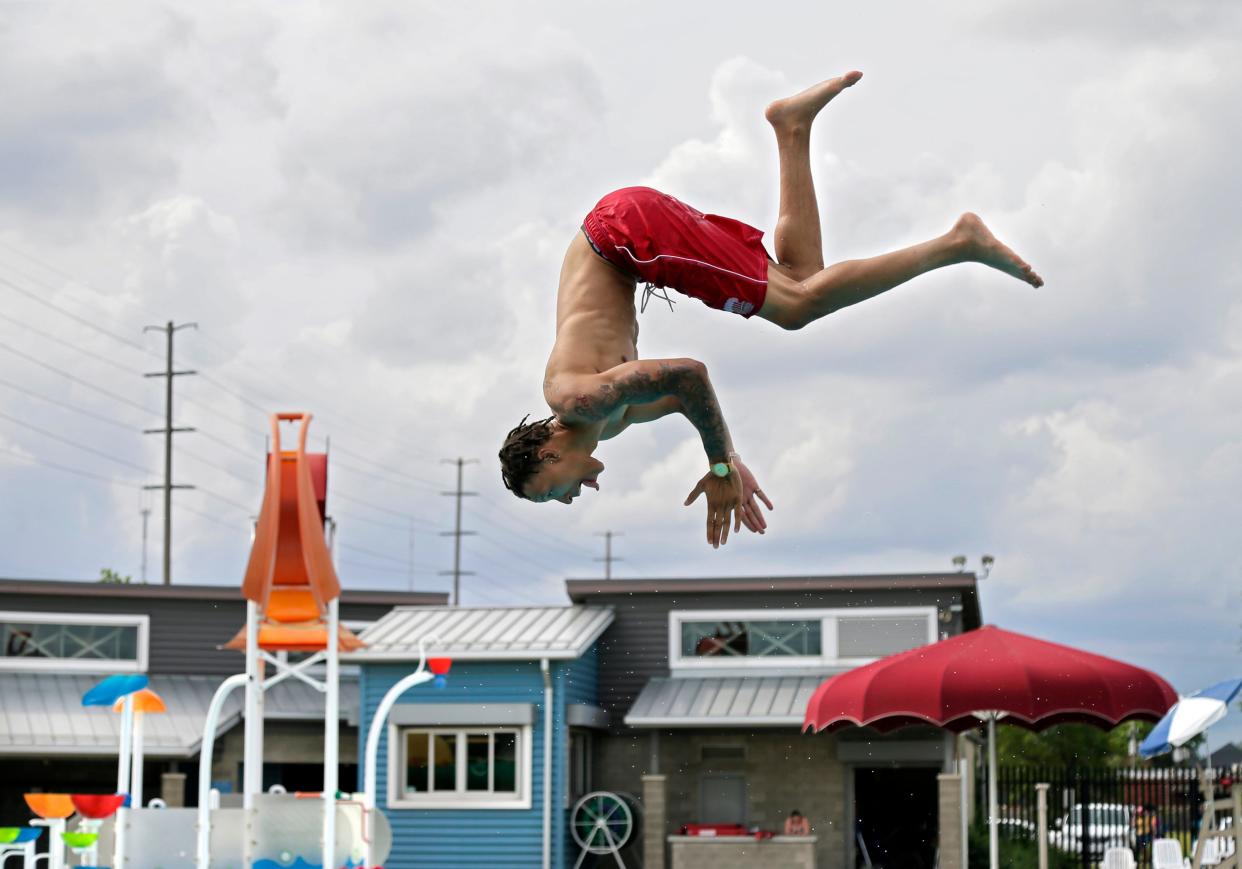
640, 282, 677, 314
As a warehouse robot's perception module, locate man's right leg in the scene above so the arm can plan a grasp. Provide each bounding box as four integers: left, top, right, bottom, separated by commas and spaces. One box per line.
764, 71, 863, 280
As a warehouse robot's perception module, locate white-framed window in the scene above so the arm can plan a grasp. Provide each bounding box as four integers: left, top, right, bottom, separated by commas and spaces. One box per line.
669, 607, 937, 673
390, 725, 532, 810
0, 611, 149, 673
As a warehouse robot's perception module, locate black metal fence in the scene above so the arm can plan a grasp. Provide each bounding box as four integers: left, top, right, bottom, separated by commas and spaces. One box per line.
979, 765, 1240, 868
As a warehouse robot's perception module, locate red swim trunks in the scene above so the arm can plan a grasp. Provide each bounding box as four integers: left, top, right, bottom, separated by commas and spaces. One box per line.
582, 187, 770, 318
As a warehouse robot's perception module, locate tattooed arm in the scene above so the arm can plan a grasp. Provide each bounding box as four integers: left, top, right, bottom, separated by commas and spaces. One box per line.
552, 358, 734, 462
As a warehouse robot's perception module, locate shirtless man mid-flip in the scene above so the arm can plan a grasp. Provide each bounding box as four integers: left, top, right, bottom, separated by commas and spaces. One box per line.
498, 71, 1043, 548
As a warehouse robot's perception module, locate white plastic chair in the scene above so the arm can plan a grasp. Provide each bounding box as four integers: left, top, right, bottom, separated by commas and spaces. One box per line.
1152, 837, 1189, 869
1103, 846, 1138, 869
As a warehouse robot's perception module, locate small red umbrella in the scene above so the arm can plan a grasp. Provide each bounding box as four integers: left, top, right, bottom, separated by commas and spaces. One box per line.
803, 625, 1176, 869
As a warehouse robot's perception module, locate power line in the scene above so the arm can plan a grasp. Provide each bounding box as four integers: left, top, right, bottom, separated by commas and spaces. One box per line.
476, 532, 570, 577
0, 377, 139, 432
0, 243, 599, 584
0, 308, 145, 377
0, 340, 157, 416
0, 444, 143, 489
338, 541, 437, 571
175, 502, 246, 533
194, 486, 254, 514
0, 409, 153, 475
0, 271, 157, 358
333, 490, 428, 524
473, 495, 597, 559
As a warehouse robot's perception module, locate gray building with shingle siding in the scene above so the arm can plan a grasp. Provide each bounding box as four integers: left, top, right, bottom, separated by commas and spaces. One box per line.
567, 573, 982, 869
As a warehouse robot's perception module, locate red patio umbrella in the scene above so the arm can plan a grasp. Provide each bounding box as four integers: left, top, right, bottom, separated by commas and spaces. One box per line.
803, 625, 1176, 869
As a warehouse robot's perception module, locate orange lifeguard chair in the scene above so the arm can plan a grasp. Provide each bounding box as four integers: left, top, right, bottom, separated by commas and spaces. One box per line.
224, 412, 356, 869
224, 412, 361, 653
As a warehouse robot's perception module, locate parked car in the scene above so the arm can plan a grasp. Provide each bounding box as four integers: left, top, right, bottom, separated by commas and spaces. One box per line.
994, 817, 1038, 840
1050, 803, 1134, 858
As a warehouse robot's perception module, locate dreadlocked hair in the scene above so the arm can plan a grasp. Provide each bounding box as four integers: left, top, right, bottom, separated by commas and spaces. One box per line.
499, 414, 556, 498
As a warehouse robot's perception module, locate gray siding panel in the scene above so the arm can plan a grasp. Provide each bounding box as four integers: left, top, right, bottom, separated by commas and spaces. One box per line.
1, 593, 407, 675
586, 588, 968, 723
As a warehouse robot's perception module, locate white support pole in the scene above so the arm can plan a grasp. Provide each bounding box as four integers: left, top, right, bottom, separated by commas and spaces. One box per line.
243, 601, 264, 804
115, 694, 134, 869
362, 637, 437, 869
988, 714, 999, 869
196, 673, 247, 869
323, 598, 340, 869
117, 695, 135, 794
242, 601, 265, 869
30, 818, 65, 869
131, 711, 146, 809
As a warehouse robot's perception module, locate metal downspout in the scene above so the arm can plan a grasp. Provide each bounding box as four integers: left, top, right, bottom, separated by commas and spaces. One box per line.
542, 658, 553, 869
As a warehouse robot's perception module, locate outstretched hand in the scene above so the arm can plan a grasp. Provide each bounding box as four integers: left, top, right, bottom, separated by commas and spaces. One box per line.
684, 470, 744, 548
733, 458, 774, 534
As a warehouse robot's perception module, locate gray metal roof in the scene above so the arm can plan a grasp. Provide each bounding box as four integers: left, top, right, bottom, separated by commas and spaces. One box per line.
0, 672, 357, 757
624, 675, 825, 728
349, 606, 614, 661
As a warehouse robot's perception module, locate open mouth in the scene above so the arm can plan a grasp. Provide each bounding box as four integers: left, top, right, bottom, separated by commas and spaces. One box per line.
582, 478, 599, 491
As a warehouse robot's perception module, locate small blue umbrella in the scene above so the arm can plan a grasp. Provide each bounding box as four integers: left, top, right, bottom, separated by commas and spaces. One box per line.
81, 674, 149, 707
1139, 678, 1242, 758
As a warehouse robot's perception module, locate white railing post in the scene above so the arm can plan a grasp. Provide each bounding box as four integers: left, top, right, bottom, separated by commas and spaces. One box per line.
362, 636, 437, 869
196, 673, 247, 869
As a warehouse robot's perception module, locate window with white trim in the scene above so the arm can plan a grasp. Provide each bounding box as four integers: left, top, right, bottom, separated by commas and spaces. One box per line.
394, 726, 529, 809
680, 619, 822, 658
669, 607, 936, 672
0, 612, 149, 673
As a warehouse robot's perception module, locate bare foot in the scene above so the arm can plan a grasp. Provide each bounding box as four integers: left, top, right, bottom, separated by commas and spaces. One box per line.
765, 71, 864, 134
952, 213, 1044, 288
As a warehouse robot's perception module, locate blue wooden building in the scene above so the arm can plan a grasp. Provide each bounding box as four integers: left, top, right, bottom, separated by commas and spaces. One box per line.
349, 605, 614, 869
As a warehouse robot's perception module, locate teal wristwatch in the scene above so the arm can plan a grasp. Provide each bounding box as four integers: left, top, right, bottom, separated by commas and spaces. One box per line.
711, 462, 732, 478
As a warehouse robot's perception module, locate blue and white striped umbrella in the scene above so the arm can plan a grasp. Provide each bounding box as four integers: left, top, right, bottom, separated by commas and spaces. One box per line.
1139, 677, 1242, 758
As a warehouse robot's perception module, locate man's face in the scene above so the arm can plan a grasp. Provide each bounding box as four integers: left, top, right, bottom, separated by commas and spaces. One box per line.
522, 448, 605, 504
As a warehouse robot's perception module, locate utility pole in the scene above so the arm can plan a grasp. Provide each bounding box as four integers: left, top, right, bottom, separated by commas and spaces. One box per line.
143, 321, 197, 586
140, 506, 151, 584
407, 520, 416, 592
439, 458, 477, 605
595, 531, 623, 580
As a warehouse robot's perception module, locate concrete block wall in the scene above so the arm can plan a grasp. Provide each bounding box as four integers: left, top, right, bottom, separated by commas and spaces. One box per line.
596, 730, 846, 869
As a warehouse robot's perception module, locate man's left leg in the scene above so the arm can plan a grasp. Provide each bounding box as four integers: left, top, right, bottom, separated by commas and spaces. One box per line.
757, 213, 1042, 330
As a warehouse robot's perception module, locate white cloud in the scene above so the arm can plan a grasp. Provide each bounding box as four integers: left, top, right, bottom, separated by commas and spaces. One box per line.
0, 2, 1238, 743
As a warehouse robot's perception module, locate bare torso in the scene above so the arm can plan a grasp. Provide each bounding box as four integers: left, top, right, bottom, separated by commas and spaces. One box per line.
543, 232, 639, 431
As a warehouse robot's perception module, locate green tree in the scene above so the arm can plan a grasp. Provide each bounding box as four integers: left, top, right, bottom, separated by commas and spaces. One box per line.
994, 722, 1136, 768
97, 568, 132, 584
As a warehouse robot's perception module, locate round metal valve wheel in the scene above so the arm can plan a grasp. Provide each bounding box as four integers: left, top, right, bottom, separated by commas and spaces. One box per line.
571, 791, 635, 855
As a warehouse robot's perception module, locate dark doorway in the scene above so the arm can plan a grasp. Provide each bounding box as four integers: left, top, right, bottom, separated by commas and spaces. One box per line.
257, 762, 358, 793
854, 767, 938, 869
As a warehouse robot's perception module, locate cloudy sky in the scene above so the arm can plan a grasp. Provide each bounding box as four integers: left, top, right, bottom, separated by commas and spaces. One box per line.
1, 2, 1239, 743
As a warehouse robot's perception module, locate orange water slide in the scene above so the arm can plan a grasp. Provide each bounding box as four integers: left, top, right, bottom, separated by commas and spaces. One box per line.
225, 413, 362, 653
